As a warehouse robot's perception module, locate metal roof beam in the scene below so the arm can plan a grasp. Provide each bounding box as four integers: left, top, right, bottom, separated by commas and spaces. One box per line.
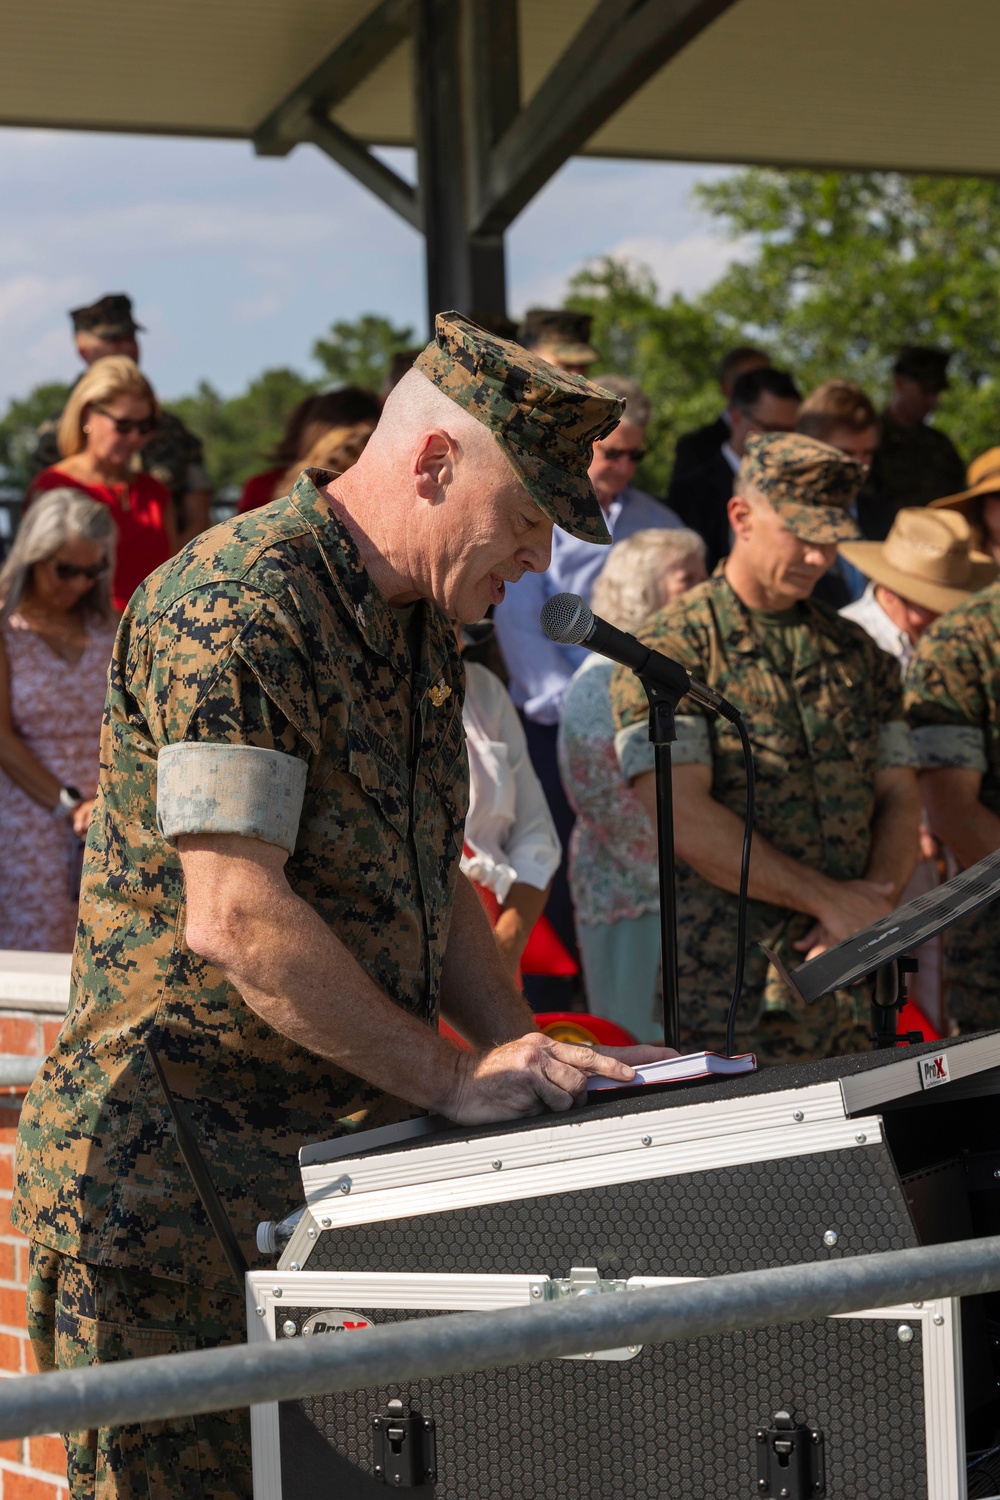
253, 0, 412, 157
300, 109, 422, 230
471, 0, 739, 234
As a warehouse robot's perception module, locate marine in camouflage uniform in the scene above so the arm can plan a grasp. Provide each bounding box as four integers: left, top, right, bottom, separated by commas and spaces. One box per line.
13, 313, 623, 1498
611, 434, 920, 1064
29, 294, 211, 519
905, 582, 1000, 1031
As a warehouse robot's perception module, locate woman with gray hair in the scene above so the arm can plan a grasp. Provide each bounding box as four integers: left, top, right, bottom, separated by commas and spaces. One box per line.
0, 489, 117, 951
558, 526, 707, 1039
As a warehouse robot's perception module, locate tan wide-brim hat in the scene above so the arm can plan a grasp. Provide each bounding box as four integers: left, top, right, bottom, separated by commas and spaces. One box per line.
929, 447, 1000, 522
839, 507, 998, 615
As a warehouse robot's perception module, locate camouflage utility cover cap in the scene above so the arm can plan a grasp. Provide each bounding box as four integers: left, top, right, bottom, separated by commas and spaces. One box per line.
415, 310, 622, 544
739, 432, 863, 544
71, 293, 143, 338
521, 308, 598, 364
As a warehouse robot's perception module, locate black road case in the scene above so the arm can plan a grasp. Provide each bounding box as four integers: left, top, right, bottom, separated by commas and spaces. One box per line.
248, 1033, 1000, 1500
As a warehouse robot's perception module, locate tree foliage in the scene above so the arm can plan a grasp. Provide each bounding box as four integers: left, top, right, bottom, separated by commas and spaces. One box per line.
170, 367, 316, 492
312, 313, 416, 391
0, 381, 72, 491
696, 170, 1000, 457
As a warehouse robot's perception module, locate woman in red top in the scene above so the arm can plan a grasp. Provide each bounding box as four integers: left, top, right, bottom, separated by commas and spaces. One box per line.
26, 356, 174, 612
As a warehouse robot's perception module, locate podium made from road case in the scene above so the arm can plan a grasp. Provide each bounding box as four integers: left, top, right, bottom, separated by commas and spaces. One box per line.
248, 1032, 1000, 1500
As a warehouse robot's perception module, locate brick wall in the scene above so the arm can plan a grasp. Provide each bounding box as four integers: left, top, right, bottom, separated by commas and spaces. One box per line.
0, 1010, 68, 1500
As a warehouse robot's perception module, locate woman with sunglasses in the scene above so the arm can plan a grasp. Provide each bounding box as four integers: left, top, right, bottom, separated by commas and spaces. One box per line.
0, 489, 117, 951
26, 355, 173, 612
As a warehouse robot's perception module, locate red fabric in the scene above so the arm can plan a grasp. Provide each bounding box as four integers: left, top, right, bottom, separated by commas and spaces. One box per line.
519, 913, 579, 977
27, 468, 172, 613
900, 1000, 941, 1043
237, 467, 285, 514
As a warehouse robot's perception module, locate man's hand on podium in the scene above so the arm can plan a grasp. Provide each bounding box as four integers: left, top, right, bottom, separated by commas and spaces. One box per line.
444, 1035, 679, 1125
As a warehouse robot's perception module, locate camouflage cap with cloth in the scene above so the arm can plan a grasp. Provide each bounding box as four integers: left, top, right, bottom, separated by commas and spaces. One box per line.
70, 293, 144, 339
415, 310, 622, 544
738, 432, 863, 543
520, 308, 598, 365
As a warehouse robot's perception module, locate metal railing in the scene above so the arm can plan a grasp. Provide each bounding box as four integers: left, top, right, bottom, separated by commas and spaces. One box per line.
1, 1234, 1000, 1440
0, 1055, 43, 1087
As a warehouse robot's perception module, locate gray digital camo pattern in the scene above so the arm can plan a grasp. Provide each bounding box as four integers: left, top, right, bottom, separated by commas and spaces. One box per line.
415, 310, 621, 545
739, 433, 863, 544
611, 573, 912, 1062
28, 1244, 249, 1500
156, 742, 308, 850
905, 581, 1000, 1028
13, 468, 469, 1289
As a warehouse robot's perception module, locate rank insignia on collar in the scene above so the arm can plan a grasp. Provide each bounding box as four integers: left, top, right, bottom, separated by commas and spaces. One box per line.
428, 680, 452, 708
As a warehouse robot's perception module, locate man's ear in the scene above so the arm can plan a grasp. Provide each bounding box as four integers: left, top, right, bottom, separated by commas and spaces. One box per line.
728, 491, 753, 539
413, 429, 455, 500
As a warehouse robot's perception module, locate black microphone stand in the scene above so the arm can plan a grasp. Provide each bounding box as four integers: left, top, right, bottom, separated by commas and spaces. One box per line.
637, 670, 685, 1051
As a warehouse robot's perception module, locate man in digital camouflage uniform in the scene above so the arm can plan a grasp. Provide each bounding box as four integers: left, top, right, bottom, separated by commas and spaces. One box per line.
31, 293, 213, 545
13, 312, 670, 1499
905, 581, 1000, 1032
611, 433, 921, 1063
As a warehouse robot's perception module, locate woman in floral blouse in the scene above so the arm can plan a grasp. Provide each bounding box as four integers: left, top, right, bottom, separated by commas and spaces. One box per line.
558, 527, 706, 1040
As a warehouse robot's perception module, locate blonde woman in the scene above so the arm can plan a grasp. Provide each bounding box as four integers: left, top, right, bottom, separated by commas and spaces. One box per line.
271, 420, 376, 501
0, 489, 117, 951
26, 355, 173, 611
557, 528, 707, 1039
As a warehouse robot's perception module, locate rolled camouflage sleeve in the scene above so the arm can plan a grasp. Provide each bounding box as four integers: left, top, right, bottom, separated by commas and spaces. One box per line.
905, 614, 988, 771
610, 611, 711, 781
136, 587, 324, 850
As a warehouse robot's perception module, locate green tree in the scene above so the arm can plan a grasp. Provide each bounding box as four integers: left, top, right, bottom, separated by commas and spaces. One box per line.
565, 257, 729, 494
171, 367, 317, 492
312, 313, 416, 392
696, 170, 1000, 457
0, 381, 72, 490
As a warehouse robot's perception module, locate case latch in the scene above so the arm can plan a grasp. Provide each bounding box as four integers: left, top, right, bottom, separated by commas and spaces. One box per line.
530, 1266, 642, 1361
756, 1410, 825, 1498
372, 1398, 437, 1487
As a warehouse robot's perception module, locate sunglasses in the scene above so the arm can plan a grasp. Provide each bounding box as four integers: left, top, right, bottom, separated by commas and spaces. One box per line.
92, 404, 157, 437
54, 561, 109, 581
599, 446, 647, 463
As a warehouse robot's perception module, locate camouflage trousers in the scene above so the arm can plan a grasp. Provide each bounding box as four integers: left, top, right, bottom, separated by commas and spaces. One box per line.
945, 984, 1000, 1036
27, 1245, 251, 1500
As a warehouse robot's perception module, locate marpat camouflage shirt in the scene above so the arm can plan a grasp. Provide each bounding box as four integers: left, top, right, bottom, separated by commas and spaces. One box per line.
610, 573, 915, 1028
905, 582, 1000, 1006
13, 471, 468, 1288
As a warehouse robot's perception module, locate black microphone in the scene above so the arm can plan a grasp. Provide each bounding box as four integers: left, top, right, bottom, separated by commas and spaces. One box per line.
541, 592, 727, 714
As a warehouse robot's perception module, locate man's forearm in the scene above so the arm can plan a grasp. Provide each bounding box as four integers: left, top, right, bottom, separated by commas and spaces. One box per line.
184, 847, 465, 1114
636, 774, 835, 918
439, 873, 537, 1045
921, 771, 1000, 870
864, 779, 921, 896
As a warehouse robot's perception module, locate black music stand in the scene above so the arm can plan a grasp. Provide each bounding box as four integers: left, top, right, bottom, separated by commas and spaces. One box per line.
762, 848, 1000, 1048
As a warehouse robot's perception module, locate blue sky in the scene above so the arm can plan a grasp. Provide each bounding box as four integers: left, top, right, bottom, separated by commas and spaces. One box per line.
0, 128, 743, 407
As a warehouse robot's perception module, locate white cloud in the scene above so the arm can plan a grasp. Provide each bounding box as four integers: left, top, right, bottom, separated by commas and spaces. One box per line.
604, 231, 753, 299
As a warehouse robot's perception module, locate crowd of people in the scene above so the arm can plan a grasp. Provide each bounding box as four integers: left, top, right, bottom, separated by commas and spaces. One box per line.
3, 292, 1000, 1065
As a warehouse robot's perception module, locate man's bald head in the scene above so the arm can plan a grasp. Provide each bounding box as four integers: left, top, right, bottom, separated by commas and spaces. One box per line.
324, 368, 553, 623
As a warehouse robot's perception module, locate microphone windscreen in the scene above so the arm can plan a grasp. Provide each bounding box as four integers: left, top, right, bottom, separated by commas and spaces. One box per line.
541, 592, 593, 645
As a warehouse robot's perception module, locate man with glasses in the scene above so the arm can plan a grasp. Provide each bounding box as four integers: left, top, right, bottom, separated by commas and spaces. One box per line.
30, 294, 213, 547
494, 373, 681, 1005
668, 367, 801, 571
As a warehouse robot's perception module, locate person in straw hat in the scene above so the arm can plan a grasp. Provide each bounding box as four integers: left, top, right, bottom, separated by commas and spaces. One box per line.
839, 507, 998, 676
839, 509, 997, 1034
929, 447, 1000, 568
